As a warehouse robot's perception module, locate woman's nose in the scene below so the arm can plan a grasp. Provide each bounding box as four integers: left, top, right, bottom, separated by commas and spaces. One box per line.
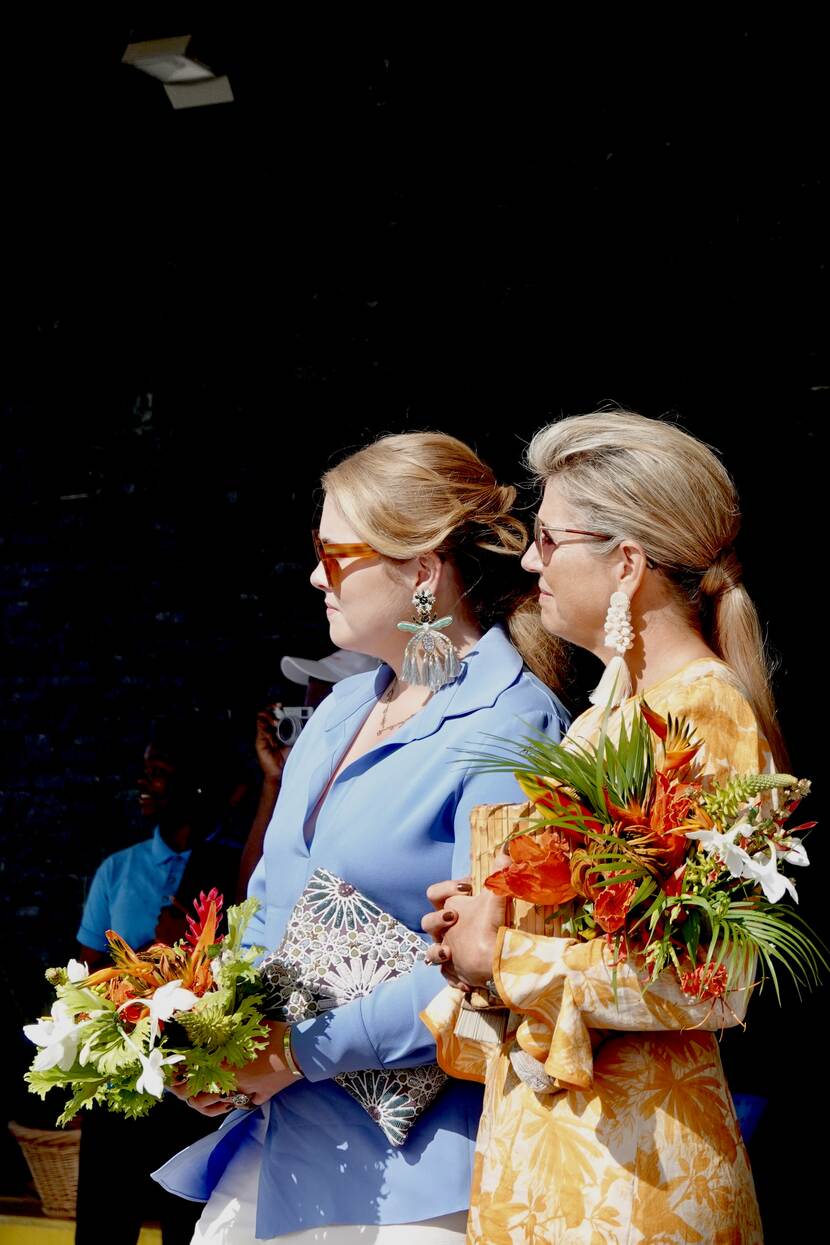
521, 542, 541, 573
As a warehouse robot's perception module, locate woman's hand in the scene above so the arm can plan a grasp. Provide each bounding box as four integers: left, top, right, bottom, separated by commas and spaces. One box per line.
421, 878, 473, 990
422, 873, 506, 989
169, 1020, 300, 1115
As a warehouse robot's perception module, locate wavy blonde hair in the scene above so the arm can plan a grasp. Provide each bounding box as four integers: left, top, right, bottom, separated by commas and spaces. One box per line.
322, 432, 568, 693
527, 410, 787, 767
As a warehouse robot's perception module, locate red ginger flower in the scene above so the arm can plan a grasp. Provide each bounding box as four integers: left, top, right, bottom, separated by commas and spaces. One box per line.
679, 962, 729, 1000
185, 888, 224, 950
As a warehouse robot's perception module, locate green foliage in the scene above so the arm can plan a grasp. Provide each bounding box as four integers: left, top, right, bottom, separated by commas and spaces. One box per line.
177, 991, 268, 1057
225, 898, 260, 954
26, 1064, 106, 1100
179, 1050, 239, 1097
463, 703, 659, 837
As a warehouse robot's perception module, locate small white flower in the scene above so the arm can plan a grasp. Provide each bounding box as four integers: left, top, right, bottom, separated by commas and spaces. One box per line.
686, 823, 753, 876
738, 843, 799, 904
776, 839, 810, 868
66, 959, 89, 982
135, 1047, 184, 1099
145, 980, 199, 1046
23, 1001, 85, 1072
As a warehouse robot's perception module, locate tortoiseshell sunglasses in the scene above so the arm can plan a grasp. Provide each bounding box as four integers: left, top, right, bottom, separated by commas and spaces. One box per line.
312, 529, 379, 591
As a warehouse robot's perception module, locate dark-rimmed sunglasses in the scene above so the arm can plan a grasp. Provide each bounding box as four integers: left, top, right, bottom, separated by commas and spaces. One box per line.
312, 529, 379, 591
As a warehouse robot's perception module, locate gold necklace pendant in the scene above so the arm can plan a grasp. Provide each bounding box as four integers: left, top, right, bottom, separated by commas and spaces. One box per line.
375, 680, 431, 737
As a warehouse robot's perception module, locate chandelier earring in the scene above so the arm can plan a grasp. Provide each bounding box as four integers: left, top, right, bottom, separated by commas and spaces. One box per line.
397, 587, 460, 691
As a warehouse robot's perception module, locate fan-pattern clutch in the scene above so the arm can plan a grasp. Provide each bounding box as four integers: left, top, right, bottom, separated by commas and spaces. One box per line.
259, 868, 447, 1146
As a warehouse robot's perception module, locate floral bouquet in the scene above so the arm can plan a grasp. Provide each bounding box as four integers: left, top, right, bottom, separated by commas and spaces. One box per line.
469, 702, 825, 1003
23, 890, 270, 1124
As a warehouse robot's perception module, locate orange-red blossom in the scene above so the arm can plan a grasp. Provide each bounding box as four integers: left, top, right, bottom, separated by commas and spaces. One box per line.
77, 891, 224, 1017
485, 828, 579, 906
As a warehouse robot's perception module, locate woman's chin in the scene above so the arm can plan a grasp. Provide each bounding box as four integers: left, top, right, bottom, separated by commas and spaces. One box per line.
326, 614, 349, 644
537, 600, 562, 637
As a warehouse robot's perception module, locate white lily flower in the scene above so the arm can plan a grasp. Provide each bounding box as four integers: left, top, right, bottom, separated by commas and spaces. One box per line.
146, 980, 199, 1046
738, 843, 799, 904
685, 823, 753, 877
135, 1047, 184, 1099
777, 839, 810, 868
23, 1001, 85, 1072
66, 959, 89, 982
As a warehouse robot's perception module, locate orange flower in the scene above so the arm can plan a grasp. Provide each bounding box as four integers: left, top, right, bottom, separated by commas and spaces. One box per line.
603, 790, 648, 828
485, 829, 577, 906
593, 880, 637, 933
120, 1000, 150, 1025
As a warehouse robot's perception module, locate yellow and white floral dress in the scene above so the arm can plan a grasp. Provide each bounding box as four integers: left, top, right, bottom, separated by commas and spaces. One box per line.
423, 659, 773, 1244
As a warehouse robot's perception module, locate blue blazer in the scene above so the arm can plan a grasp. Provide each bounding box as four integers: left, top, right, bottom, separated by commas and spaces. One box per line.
154, 625, 568, 1237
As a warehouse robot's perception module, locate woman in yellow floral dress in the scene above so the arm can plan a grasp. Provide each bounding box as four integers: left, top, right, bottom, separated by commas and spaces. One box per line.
421, 410, 785, 1244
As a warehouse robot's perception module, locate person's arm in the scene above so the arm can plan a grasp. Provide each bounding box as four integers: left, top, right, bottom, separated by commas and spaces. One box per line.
76, 858, 114, 956
77, 944, 110, 971
292, 708, 563, 1083
495, 925, 752, 1086
236, 707, 292, 901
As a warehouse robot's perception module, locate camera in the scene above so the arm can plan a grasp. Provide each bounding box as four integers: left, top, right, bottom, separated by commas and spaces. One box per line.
273, 705, 314, 745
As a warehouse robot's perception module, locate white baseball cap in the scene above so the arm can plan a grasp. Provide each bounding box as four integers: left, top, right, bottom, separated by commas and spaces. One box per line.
280, 649, 379, 686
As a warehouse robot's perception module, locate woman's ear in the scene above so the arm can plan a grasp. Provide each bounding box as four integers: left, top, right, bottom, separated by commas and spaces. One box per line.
614, 539, 649, 597
413, 551, 443, 596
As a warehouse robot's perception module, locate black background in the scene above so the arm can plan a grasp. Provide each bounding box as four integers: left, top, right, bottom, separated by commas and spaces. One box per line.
1, 16, 824, 1237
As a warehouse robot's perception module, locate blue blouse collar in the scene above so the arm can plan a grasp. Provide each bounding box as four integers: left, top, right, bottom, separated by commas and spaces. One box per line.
322, 625, 524, 744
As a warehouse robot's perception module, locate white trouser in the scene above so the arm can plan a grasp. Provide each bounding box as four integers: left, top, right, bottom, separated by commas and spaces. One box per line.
191, 1113, 468, 1244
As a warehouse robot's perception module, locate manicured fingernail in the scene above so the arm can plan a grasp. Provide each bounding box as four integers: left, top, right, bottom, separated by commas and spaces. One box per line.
437, 947, 449, 962
456, 882, 472, 893
442, 910, 457, 923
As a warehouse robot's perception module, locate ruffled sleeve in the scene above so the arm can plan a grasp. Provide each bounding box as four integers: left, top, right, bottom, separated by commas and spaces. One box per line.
493, 927, 753, 1089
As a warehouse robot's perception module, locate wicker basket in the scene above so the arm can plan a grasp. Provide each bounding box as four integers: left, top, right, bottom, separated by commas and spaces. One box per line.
8, 1120, 80, 1218
470, 801, 562, 936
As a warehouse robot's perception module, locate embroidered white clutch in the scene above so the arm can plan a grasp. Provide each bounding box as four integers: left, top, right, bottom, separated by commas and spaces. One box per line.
259, 868, 447, 1146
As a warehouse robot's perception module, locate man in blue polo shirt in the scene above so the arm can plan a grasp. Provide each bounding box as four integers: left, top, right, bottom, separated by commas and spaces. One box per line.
78, 742, 194, 965
74, 719, 241, 1245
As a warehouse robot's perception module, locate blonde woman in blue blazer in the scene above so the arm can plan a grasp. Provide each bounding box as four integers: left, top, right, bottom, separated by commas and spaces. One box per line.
155, 432, 568, 1243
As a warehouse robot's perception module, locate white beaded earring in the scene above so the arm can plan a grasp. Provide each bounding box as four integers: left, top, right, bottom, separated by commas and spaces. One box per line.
589, 590, 634, 707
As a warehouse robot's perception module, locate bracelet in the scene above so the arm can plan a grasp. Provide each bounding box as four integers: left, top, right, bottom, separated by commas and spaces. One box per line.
282, 1025, 303, 1077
